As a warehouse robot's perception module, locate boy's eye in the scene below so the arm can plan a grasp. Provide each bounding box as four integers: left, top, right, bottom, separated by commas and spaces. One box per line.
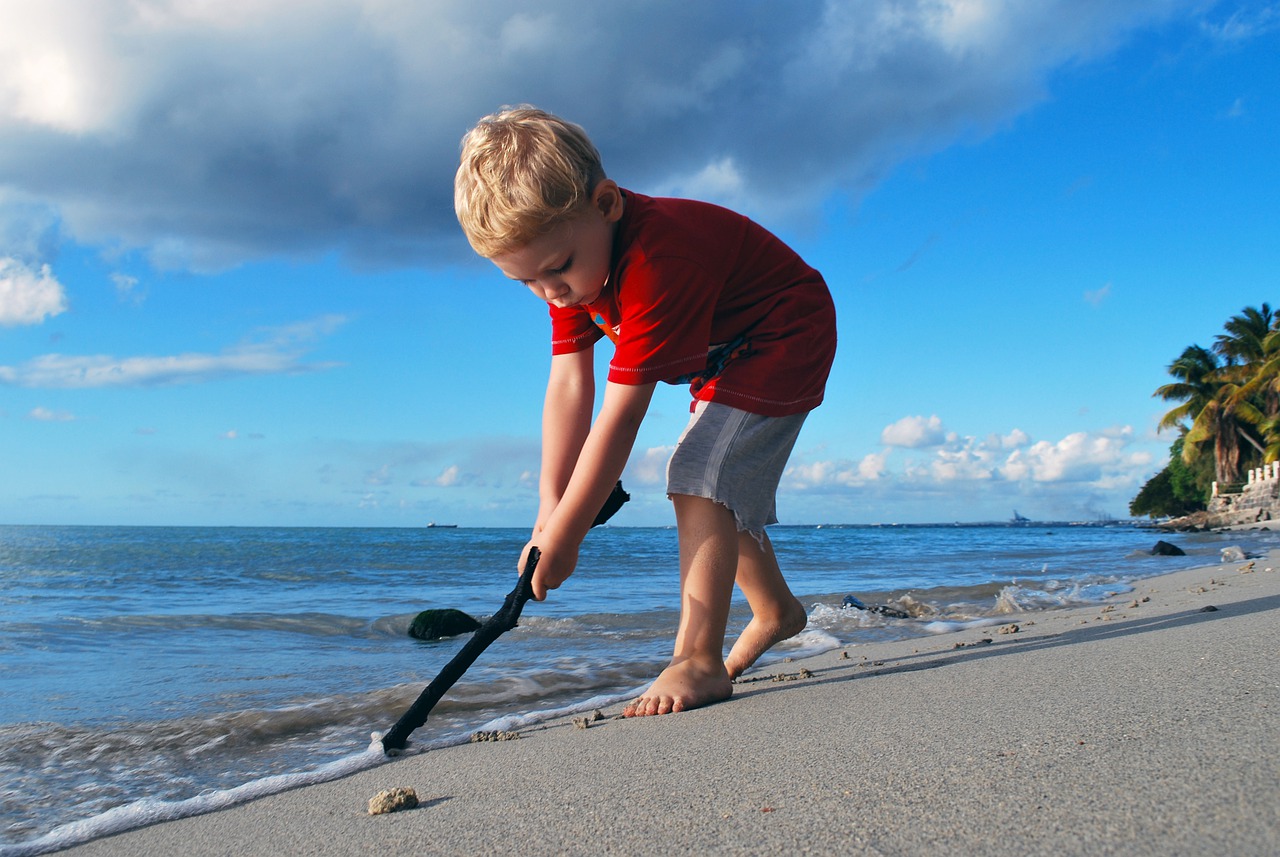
548, 257, 572, 275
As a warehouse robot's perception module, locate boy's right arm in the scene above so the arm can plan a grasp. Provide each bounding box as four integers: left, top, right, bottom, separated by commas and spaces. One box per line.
534, 348, 595, 535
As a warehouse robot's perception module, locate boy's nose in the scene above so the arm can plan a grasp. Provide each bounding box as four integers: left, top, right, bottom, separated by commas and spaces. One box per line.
540, 281, 568, 301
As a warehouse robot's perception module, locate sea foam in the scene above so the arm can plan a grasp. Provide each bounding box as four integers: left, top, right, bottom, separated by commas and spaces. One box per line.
0, 748, 387, 857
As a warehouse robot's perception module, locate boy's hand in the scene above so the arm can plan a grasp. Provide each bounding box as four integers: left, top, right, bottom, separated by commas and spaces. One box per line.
520, 535, 579, 601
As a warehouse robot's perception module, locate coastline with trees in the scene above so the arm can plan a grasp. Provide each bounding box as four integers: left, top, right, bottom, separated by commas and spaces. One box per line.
1132, 303, 1280, 528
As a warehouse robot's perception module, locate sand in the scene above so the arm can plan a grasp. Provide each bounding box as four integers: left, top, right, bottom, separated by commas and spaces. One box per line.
59, 555, 1280, 856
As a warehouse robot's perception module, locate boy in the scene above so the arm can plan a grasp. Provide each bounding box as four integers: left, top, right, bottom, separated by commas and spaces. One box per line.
454, 106, 836, 717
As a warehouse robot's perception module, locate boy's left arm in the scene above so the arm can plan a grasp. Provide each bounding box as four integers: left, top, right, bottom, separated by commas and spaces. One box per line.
525, 379, 656, 600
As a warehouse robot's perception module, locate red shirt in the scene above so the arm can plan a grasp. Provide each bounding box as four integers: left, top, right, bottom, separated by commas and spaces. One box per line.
550, 191, 836, 417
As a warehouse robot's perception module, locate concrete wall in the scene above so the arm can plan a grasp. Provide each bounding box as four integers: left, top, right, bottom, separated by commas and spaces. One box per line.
1205, 462, 1280, 526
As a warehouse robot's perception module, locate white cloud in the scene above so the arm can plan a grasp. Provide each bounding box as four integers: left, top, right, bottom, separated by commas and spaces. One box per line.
881, 414, 947, 448
435, 465, 461, 487
0, 315, 345, 388
1084, 282, 1112, 306
785, 451, 889, 489
653, 158, 747, 209
628, 445, 675, 485
1000, 426, 1142, 483
1000, 429, 1030, 449
0, 0, 1207, 269
28, 406, 74, 422
792, 424, 1150, 495
0, 256, 66, 326
859, 450, 890, 481
111, 272, 142, 303
1201, 4, 1280, 43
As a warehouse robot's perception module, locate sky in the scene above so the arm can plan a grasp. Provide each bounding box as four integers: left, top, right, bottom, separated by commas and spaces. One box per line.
0, 0, 1277, 528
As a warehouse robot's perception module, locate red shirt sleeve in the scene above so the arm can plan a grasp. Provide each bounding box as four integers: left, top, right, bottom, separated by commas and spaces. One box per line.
606, 252, 717, 386
549, 304, 603, 355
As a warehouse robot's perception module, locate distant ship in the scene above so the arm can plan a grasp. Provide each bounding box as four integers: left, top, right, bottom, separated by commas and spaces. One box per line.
426, 522, 458, 528
1010, 510, 1031, 524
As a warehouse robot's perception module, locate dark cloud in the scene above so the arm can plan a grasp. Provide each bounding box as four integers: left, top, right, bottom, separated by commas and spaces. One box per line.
0, 0, 1210, 270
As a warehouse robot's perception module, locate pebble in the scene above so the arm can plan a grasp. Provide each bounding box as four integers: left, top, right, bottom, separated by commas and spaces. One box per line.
470, 730, 520, 742
368, 787, 419, 815
573, 710, 606, 730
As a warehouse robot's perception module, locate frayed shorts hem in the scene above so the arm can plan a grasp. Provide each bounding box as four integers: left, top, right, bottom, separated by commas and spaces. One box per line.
665, 401, 807, 536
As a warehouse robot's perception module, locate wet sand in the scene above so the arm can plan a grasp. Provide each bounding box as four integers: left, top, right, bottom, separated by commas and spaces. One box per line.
59, 556, 1280, 856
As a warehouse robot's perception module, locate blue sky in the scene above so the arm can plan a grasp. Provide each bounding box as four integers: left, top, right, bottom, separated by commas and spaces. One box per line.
1, 0, 1276, 527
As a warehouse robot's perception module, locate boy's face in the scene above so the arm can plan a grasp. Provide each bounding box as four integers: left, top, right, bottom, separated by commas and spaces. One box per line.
491, 181, 623, 310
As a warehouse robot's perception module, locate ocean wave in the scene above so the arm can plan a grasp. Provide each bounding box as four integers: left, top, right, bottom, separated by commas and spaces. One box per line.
0, 747, 390, 857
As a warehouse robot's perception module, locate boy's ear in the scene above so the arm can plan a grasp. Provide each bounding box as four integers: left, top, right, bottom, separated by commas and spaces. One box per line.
592, 180, 624, 223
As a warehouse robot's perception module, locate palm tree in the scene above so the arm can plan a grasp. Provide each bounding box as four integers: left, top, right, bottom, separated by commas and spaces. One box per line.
1155, 344, 1221, 435
1215, 303, 1274, 366
1155, 343, 1263, 486
1233, 305, 1280, 457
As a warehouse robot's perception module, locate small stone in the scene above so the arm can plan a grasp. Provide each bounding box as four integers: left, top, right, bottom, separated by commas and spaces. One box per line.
770, 667, 814, 682
840, 651, 850, 659
408, 608, 481, 641
1199, 605, 1219, 613
368, 787, 419, 815
1150, 540, 1186, 556
997, 623, 1020, 635
470, 730, 520, 742
1220, 546, 1247, 563
573, 716, 591, 729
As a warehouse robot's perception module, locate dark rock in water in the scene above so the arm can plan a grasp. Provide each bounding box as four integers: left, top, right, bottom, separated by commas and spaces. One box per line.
409, 608, 481, 640
842, 594, 910, 620
1150, 540, 1186, 556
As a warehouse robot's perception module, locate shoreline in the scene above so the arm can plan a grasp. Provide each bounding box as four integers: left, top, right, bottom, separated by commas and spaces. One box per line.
36, 555, 1280, 856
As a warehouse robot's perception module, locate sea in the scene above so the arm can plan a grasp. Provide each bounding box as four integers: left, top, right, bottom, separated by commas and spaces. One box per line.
1, 522, 1272, 854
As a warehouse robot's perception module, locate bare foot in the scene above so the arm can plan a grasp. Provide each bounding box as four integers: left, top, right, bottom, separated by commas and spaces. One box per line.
724, 597, 809, 680
623, 657, 733, 717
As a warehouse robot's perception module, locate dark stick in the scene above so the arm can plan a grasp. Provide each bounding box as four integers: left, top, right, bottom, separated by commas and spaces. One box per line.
380, 548, 539, 752
379, 481, 629, 753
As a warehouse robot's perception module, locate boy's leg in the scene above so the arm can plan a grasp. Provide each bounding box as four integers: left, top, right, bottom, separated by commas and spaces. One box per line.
724, 530, 808, 679
623, 494, 737, 717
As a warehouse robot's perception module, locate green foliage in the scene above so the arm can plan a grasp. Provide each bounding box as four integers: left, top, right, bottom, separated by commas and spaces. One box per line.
1151, 303, 1276, 487
1130, 468, 1182, 518
1130, 438, 1210, 518
1141, 303, 1277, 515
1168, 435, 1212, 506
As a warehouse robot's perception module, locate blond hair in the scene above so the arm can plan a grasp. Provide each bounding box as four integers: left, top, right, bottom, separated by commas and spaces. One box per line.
454, 106, 606, 258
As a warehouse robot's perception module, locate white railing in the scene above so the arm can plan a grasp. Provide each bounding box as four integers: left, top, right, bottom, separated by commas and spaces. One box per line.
1213, 461, 1280, 497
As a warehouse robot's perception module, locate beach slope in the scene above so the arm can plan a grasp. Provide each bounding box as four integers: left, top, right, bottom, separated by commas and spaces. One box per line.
62, 559, 1279, 856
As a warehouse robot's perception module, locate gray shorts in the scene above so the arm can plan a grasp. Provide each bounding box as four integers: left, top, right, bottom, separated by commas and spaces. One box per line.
666, 401, 808, 535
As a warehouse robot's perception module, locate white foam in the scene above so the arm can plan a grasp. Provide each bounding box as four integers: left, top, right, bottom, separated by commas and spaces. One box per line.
920, 617, 1005, 635
476, 689, 645, 733
1, 747, 388, 857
